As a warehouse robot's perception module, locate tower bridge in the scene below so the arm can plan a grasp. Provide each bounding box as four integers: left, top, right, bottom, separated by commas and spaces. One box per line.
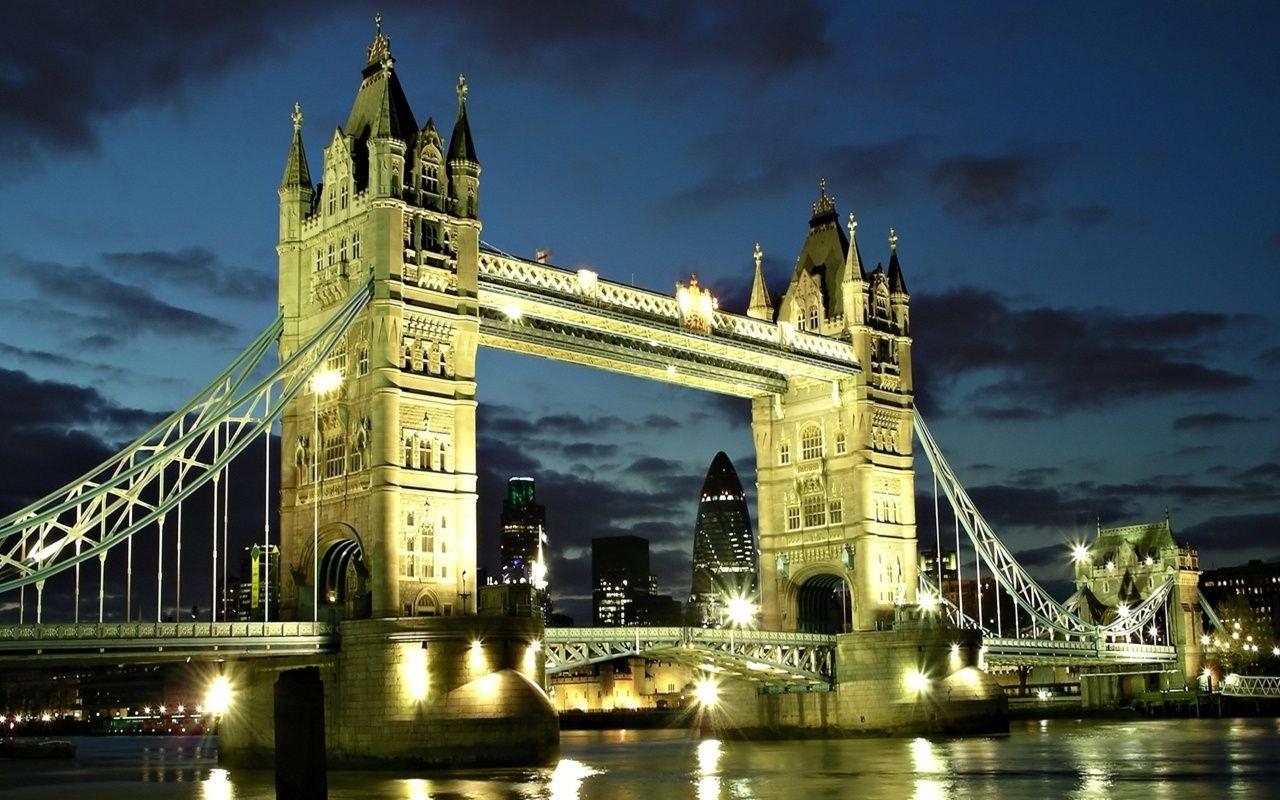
0, 19, 1220, 767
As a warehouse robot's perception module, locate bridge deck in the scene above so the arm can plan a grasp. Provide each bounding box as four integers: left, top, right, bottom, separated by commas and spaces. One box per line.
0, 621, 336, 665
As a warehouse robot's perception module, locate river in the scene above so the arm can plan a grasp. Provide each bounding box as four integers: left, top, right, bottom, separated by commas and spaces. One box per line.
2, 718, 1279, 799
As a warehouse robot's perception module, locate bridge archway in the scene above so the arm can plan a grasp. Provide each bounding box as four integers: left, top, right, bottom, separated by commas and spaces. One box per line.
318, 524, 370, 620
795, 573, 852, 634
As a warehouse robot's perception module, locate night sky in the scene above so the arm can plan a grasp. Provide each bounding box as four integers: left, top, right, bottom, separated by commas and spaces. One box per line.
1, 3, 1277, 625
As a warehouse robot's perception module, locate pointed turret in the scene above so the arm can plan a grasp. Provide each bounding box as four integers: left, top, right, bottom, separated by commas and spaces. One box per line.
887, 227, 908, 296
447, 74, 481, 219
280, 101, 312, 191
841, 212, 866, 326
747, 242, 773, 320
278, 102, 314, 242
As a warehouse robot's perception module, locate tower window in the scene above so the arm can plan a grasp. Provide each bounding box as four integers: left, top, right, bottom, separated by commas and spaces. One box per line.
800, 424, 824, 461
314, 249, 322, 272
357, 346, 369, 376
327, 191, 335, 215
779, 442, 791, 466
339, 237, 348, 263
423, 163, 439, 194
339, 185, 349, 210
425, 223, 440, 251
809, 306, 819, 330
327, 244, 335, 267
802, 494, 826, 528
828, 498, 843, 525
835, 431, 847, 455
323, 433, 344, 479
785, 505, 801, 531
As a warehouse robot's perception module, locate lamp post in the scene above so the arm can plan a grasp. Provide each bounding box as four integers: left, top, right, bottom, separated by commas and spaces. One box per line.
311, 369, 343, 623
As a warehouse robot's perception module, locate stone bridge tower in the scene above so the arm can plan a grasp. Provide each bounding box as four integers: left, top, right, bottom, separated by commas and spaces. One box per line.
276, 22, 480, 620
752, 184, 916, 632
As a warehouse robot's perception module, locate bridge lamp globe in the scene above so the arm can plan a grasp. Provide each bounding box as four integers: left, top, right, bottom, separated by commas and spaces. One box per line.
918, 592, 939, 613
725, 596, 757, 628
1070, 545, 1090, 564
1201, 634, 1211, 646
905, 670, 930, 694
1116, 604, 1130, 618
694, 676, 719, 708
312, 369, 343, 395
205, 675, 234, 716
502, 303, 523, 321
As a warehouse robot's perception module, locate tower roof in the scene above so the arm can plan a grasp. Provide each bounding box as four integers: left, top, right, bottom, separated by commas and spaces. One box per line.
448, 73, 479, 163
279, 102, 311, 191
344, 16, 418, 141
844, 212, 865, 281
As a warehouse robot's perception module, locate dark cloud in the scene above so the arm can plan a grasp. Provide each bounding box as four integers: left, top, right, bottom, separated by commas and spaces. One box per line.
963, 484, 1133, 529
625, 457, 686, 477
442, 0, 836, 84
3, 254, 237, 341
913, 287, 1253, 414
666, 136, 931, 217
1259, 346, 1280, 368
642, 414, 681, 431
101, 248, 274, 301
1182, 512, 1280, 552
0, 368, 163, 435
929, 153, 1054, 227
1172, 412, 1261, 431
1012, 543, 1076, 570
1238, 463, 1280, 483
971, 405, 1046, 422
561, 442, 619, 459
1063, 204, 1111, 227
0, 2, 328, 168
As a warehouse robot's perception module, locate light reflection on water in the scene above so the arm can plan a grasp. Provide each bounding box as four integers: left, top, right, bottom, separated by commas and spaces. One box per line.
2, 720, 1280, 799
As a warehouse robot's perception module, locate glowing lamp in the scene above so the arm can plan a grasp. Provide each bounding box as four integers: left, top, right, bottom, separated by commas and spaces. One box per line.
725, 596, 758, 628
204, 676, 233, 716
1070, 545, 1090, 564
676, 275, 717, 333
312, 369, 342, 394
905, 670, 930, 693
694, 677, 719, 708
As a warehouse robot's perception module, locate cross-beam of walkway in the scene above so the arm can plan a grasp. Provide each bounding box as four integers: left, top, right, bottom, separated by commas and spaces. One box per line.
0, 621, 335, 665
544, 627, 836, 691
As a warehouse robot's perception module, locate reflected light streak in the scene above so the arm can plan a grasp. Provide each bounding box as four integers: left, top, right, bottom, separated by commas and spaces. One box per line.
548, 758, 601, 800
201, 768, 232, 800
696, 739, 722, 800
404, 777, 431, 800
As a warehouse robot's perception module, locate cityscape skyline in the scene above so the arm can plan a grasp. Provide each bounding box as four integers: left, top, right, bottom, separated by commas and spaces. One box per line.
0, 5, 1277, 626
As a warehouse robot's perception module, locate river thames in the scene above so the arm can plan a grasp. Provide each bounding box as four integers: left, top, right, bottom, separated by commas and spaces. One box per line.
2, 718, 1279, 799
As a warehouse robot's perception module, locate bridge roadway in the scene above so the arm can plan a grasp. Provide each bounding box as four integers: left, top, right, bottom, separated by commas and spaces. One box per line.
0, 623, 1176, 679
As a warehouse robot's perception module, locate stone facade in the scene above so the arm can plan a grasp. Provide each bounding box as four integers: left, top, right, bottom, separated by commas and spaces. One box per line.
753, 188, 916, 633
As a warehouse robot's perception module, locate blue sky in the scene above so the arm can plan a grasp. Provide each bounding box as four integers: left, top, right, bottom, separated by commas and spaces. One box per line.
1, 2, 1277, 623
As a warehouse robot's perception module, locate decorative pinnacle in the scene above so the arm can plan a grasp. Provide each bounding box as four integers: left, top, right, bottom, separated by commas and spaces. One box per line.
375, 11, 382, 34
753, 242, 763, 269
457, 73, 468, 105
291, 101, 303, 133
888, 227, 899, 250
811, 177, 836, 218
848, 212, 857, 238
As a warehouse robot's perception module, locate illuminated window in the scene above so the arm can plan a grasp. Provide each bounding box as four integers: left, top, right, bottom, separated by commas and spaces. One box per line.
357, 346, 369, 376
809, 306, 819, 330
779, 442, 791, 465
323, 433, 344, 479
835, 431, 847, 455
325, 339, 346, 375
800, 424, 823, 461
327, 243, 335, 267
339, 184, 349, 210
339, 237, 348, 262
351, 232, 361, 259
828, 498, 843, 525
802, 494, 826, 528
423, 163, 439, 194
785, 505, 800, 531
327, 190, 335, 215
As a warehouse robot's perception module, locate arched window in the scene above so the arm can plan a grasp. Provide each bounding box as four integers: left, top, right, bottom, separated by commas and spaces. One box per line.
834, 431, 847, 455
422, 162, 439, 194
800, 424, 824, 461
778, 442, 791, 465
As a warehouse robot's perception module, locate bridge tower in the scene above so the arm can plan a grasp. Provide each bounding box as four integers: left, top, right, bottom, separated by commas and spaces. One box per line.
276, 22, 480, 620
753, 185, 916, 632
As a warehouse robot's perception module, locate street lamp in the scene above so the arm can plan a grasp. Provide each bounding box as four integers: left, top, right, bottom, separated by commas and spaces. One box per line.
311, 368, 342, 622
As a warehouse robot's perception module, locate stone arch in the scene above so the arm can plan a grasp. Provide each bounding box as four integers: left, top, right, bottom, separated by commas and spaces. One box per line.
413, 588, 440, 617
312, 522, 371, 620
792, 569, 853, 634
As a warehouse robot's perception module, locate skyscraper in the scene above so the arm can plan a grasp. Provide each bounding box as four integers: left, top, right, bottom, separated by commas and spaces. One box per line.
500, 477, 546, 585
689, 451, 758, 626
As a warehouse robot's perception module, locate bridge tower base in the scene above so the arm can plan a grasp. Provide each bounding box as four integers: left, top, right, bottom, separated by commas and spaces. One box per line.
219, 617, 557, 769
715, 629, 1007, 736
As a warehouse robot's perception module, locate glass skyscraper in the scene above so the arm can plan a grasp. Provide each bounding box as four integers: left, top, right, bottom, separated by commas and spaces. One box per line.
689, 451, 758, 626
499, 477, 550, 623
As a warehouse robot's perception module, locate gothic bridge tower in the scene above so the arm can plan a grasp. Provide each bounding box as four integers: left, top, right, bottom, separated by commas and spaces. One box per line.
750, 182, 915, 632
276, 20, 481, 620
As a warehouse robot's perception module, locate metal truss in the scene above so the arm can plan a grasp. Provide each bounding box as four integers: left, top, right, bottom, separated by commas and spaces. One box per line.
1222, 674, 1280, 698
473, 250, 860, 397
0, 621, 335, 664
0, 281, 373, 601
982, 637, 1176, 666
1199, 591, 1227, 634
915, 409, 1174, 642
544, 627, 835, 690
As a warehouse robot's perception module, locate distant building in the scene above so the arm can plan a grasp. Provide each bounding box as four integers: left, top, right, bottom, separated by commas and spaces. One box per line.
498, 477, 551, 621
593, 535, 682, 626
688, 451, 758, 626
1201, 559, 1280, 634
234, 544, 280, 622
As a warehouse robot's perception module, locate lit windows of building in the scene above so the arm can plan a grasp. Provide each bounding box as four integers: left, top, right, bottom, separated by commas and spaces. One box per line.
800, 424, 823, 461
688, 452, 758, 627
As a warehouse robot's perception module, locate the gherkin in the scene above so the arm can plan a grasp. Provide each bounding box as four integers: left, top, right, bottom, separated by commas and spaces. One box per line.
689, 451, 758, 626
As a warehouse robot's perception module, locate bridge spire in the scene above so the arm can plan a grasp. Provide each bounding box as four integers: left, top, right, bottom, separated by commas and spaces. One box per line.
279, 101, 311, 191
747, 242, 773, 320
887, 227, 908, 297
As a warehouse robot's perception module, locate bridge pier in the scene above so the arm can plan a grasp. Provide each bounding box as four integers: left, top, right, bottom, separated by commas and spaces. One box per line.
220, 616, 557, 769
712, 629, 1006, 736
